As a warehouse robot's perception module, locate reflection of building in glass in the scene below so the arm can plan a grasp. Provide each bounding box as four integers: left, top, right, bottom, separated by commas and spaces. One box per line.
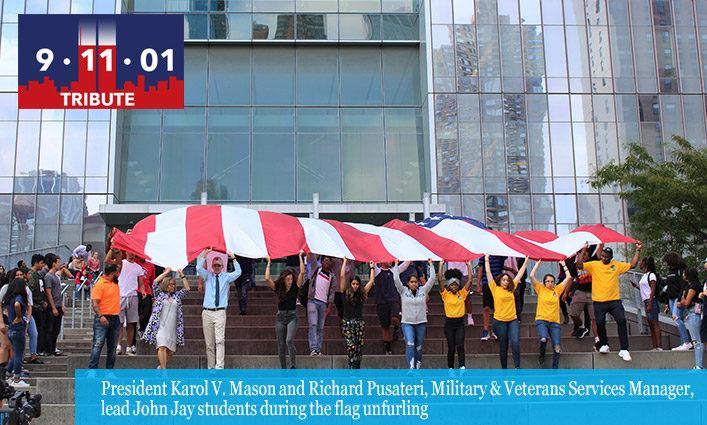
297, 15, 327, 39
435, 94, 459, 193
252, 22, 269, 39
455, 24, 478, 93
275, 15, 295, 39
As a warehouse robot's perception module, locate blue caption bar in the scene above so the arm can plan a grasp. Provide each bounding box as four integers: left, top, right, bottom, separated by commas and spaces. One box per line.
75, 369, 706, 425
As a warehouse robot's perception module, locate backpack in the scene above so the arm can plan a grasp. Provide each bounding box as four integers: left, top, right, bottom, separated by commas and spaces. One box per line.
654, 272, 668, 304
299, 267, 318, 306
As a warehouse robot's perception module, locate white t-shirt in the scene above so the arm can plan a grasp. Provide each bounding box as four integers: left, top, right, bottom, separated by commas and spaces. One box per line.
639, 272, 656, 301
118, 259, 144, 297
313, 269, 331, 303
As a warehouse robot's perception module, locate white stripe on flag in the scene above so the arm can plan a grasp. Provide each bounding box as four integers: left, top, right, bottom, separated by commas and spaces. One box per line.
297, 218, 354, 259
144, 207, 189, 268
345, 222, 440, 261
220, 206, 269, 258
429, 220, 526, 258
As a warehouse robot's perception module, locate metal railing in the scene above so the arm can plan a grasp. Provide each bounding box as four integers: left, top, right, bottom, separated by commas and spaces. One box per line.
0, 245, 72, 269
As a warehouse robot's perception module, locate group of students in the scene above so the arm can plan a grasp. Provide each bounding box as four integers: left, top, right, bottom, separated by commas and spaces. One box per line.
0, 253, 67, 389
632, 251, 707, 369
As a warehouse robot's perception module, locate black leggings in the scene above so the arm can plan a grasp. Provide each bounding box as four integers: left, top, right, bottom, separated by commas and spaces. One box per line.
444, 317, 465, 368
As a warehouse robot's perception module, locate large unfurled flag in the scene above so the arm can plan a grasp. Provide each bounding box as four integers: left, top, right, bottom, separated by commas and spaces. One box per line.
384, 214, 566, 261
513, 224, 639, 257
111, 205, 443, 268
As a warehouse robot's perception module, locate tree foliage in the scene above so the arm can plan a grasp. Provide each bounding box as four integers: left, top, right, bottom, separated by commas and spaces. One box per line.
590, 136, 707, 265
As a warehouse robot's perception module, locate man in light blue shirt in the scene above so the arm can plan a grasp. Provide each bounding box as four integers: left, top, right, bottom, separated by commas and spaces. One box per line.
197, 247, 241, 369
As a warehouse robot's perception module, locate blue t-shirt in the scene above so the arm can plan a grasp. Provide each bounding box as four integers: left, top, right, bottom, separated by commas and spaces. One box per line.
478, 255, 507, 286
7, 294, 27, 331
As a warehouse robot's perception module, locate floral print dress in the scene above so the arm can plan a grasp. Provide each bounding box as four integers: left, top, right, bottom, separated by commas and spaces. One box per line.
142, 280, 188, 348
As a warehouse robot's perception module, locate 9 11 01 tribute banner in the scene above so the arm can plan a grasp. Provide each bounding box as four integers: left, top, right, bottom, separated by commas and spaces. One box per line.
18, 14, 183, 109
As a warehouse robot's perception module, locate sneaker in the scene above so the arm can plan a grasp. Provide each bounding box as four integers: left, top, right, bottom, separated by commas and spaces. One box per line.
490, 332, 498, 340
116, 345, 123, 355
9, 380, 29, 389
130, 345, 136, 355
290, 365, 296, 369
618, 350, 632, 362
385, 350, 392, 355
537, 354, 545, 365
27, 358, 44, 365
693, 366, 704, 369
459, 366, 466, 369
598, 345, 610, 354
672, 342, 692, 351
650, 347, 664, 352
126, 347, 136, 357
578, 328, 590, 340
316, 351, 322, 357
309, 350, 318, 357
466, 315, 475, 326
54, 349, 64, 356
480, 330, 490, 341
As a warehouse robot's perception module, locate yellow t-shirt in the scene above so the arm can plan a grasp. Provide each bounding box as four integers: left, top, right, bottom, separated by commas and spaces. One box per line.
440, 288, 469, 318
583, 260, 631, 302
489, 280, 517, 321
534, 282, 566, 323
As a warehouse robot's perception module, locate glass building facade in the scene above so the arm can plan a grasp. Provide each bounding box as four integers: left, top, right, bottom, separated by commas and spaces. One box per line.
0, 0, 706, 257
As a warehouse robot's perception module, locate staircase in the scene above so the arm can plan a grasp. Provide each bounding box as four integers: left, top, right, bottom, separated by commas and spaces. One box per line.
28, 276, 694, 424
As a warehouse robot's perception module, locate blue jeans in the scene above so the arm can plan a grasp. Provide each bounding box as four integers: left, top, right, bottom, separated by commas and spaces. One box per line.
276, 310, 298, 369
401, 323, 427, 369
7, 326, 26, 378
307, 300, 327, 353
536, 320, 562, 369
493, 319, 520, 369
28, 316, 37, 355
685, 307, 704, 368
89, 315, 121, 369
669, 298, 690, 344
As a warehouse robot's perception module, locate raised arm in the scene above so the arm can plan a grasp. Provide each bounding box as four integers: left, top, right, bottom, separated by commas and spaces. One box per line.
529, 260, 542, 288
575, 244, 588, 270
265, 257, 275, 291
224, 251, 242, 283
423, 259, 436, 295
178, 269, 190, 292
438, 260, 445, 293
340, 257, 349, 293
196, 249, 211, 279
463, 261, 474, 292
296, 250, 306, 288
558, 260, 573, 293
392, 259, 405, 294
105, 248, 119, 266
363, 261, 375, 295
154, 267, 172, 293
484, 254, 494, 287
513, 256, 529, 284
629, 242, 643, 269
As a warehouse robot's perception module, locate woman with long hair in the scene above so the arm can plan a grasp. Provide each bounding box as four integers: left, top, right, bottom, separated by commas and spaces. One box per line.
438, 260, 473, 369
265, 250, 305, 369
141, 267, 190, 369
0, 269, 22, 366
630, 257, 662, 351
3, 278, 29, 387
529, 260, 572, 369
663, 251, 691, 350
393, 258, 436, 369
484, 253, 529, 369
679, 267, 704, 369
340, 257, 374, 369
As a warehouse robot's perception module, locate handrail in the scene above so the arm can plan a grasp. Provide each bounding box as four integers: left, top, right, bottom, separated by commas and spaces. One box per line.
0, 245, 73, 268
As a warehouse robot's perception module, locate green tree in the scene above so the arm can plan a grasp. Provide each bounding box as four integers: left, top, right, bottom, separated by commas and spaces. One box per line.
590, 136, 707, 266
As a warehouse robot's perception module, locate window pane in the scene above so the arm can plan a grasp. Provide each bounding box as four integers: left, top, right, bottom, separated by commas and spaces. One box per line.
252, 13, 294, 39
296, 47, 338, 106
163, 108, 206, 133
386, 109, 424, 201
86, 122, 110, 176
35, 194, 59, 225
342, 109, 385, 201
184, 14, 208, 39
160, 134, 205, 201
253, 0, 294, 12
62, 122, 86, 176
210, 13, 251, 39
340, 47, 383, 105
252, 109, 295, 201
296, 14, 338, 39
296, 0, 337, 12
206, 134, 250, 201
0, 122, 17, 177
208, 46, 251, 105
208, 108, 250, 133
253, 47, 294, 105
120, 134, 160, 201
297, 128, 340, 201
185, 47, 207, 105
168, 0, 207, 11
455, 24, 478, 92
60, 194, 83, 225
211, 0, 252, 12
340, 0, 381, 12
38, 122, 63, 173
339, 14, 381, 39
383, 0, 419, 13
532, 194, 554, 224
383, 47, 420, 106
382, 14, 419, 40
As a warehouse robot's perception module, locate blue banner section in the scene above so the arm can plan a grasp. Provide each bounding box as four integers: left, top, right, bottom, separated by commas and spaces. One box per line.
75, 369, 705, 425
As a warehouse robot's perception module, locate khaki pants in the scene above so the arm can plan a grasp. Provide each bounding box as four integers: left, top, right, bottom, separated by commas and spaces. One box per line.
202, 309, 227, 369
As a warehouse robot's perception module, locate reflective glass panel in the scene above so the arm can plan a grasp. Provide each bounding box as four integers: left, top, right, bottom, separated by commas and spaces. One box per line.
340, 47, 383, 105
209, 13, 251, 39
342, 109, 385, 201
252, 14, 294, 39
0, 122, 16, 176
184, 14, 208, 39
184, 47, 208, 105
211, 0, 252, 12
62, 122, 86, 176
253, 47, 294, 105
206, 134, 250, 201
160, 134, 205, 201
340, 0, 381, 12
296, 47, 338, 106
208, 46, 251, 105
253, 0, 294, 12
296, 14, 338, 39
382, 14, 419, 40
339, 14, 381, 39
38, 122, 63, 173
386, 109, 424, 201
296, 109, 340, 201
383, 47, 421, 106
119, 134, 160, 201
296, 0, 337, 12
252, 109, 295, 201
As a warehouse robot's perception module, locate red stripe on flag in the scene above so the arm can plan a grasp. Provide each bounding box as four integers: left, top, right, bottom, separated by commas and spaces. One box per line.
111, 217, 153, 260
259, 211, 308, 258
383, 219, 480, 261
512, 230, 559, 244
490, 230, 565, 260
185, 205, 226, 262
323, 220, 393, 262
572, 224, 638, 243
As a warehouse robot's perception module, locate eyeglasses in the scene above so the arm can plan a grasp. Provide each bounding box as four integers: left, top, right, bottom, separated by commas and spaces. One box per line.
168, 283, 176, 286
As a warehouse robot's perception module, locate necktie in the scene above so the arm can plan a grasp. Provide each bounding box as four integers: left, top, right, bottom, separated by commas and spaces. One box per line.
215, 274, 220, 307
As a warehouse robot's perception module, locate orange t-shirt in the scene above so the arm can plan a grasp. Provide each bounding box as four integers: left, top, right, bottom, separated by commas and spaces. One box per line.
91, 276, 120, 315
